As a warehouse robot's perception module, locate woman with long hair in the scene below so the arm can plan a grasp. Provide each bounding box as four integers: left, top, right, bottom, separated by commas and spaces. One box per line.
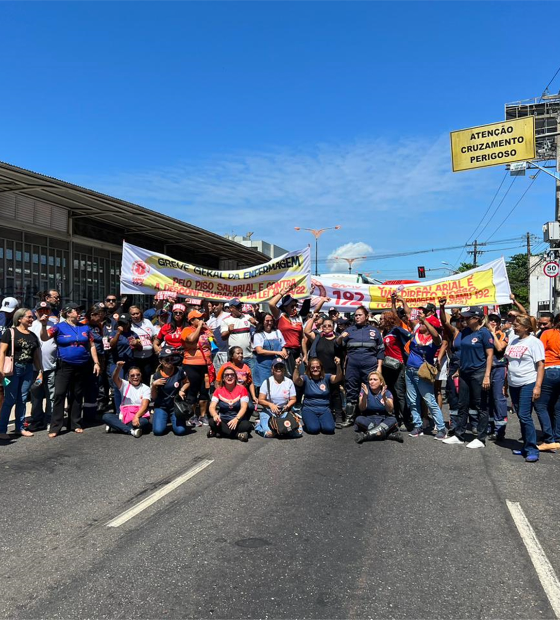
252, 313, 287, 392
505, 315, 544, 462
354, 371, 403, 444
292, 356, 343, 434
0, 308, 43, 437
154, 303, 187, 353
216, 346, 258, 417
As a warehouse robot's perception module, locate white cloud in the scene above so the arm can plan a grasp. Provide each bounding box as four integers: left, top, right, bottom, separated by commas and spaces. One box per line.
327, 242, 373, 273
73, 135, 489, 251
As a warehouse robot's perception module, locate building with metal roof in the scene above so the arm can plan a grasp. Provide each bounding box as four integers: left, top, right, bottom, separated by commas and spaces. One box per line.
0, 161, 268, 308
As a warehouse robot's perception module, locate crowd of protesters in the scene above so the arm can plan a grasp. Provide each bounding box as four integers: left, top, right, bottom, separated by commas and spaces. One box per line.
0, 285, 558, 463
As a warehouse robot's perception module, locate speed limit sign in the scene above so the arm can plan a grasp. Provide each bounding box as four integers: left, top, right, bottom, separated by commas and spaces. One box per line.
543, 261, 560, 278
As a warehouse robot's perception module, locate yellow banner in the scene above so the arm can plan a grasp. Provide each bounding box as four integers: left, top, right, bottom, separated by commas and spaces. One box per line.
368, 269, 497, 309
450, 117, 535, 172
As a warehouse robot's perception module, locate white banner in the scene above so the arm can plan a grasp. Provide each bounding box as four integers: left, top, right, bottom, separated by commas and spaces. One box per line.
120, 242, 311, 303
312, 257, 512, 311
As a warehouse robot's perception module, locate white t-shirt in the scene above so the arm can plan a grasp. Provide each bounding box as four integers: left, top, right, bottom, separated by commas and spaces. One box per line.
30, 319, 58, 371
131, 319, 157, 358
261, 377, 296, 408
252, 330, 286, 351
505, 335, 545, 387
207, 312, 230, 331
222, 314, 253, 358
119, 379, 151, 406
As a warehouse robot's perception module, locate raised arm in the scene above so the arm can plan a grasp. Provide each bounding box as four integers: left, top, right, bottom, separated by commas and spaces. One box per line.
510, 293, 528, 316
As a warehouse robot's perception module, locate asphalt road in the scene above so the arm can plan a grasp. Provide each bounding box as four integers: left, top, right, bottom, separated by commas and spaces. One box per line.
1, 412, 559, 619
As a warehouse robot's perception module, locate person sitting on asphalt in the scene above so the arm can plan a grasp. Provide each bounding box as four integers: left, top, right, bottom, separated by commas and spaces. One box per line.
292, 356, 343, 435
208, 367, 253, 442
102, 361, 151, 438
216, 346, 259, 418
151, 346, 191, 436
256, 357, 301, 438
354, 371, 403, 444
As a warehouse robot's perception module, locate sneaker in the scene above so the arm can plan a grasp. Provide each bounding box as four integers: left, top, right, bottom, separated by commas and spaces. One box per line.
207, 429, 217, 438
408, 427, 423, 438
466, 438, 485, 449
190, 416, 203, 428
104, 425, 111, 433
512, 449, 526, 456
199, 416, 210, 426
442, 435, 464, 445
434, 429, 447, 441
131, 427, 143, 438
525, 454, 539, 463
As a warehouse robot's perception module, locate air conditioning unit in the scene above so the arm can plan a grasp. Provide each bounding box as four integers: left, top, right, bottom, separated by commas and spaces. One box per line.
543, 222, 560, 243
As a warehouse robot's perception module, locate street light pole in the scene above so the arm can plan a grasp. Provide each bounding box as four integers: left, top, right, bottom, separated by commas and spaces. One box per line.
294, 226, 341, 276
333, 256, 368, 274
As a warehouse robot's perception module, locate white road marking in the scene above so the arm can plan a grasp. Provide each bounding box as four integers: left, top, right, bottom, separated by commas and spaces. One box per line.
107, 459, 214, 528
506, 499, 560, 618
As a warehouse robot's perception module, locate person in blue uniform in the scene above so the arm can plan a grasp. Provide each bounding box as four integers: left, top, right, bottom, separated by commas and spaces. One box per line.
354, 371, 403, 443
336, 305, 385, 426
292, 356, 343, 434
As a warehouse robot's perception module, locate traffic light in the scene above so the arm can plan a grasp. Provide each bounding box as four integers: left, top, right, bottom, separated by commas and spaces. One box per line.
417, 266, 426, 278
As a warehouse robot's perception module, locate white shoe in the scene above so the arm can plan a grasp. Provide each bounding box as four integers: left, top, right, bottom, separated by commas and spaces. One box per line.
131, 427, 143, 438
104, 425, 111, 433
442, 435, 464, 445
466, 438, 485, 449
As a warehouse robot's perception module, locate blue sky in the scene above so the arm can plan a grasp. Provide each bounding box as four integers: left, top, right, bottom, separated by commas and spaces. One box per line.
1, 1, 558, 279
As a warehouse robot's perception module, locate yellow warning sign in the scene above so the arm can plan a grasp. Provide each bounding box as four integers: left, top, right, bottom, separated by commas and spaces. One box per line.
450, 117, 535, 172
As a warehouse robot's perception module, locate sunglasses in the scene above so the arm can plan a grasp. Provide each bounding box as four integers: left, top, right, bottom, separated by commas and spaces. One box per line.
105, 299, 117, 303
173, 311, 184, 315
223, 373, 236, 378
128, 374, 142, 379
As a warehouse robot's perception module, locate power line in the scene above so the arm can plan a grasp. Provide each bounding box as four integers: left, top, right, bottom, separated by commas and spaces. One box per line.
475, 176, 518, 239
540, 64, 560, 101
485, 176, 538, 241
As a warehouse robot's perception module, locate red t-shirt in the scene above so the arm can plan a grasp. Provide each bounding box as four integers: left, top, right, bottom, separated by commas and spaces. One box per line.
278, 315, 303, 349
157, 323, 184, 349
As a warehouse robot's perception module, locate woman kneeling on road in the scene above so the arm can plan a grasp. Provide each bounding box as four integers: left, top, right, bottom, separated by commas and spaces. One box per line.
151, 347, 191, 436
208, 367, 253, 442
355, 371, 402, 444
102, 361, 151, 438
292, 357, 343, 434
256, 358, 301, 438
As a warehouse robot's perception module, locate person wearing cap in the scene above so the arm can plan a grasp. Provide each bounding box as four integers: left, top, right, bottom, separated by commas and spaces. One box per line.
486, 312, 509, 441
38, 303, 100, 438
102, 360, 152, 437
504, 315, 544, 462
181, 309, 214, 427
443, 307, 494, 449
221, 299, 256, 372
268, 285, 312, 377
337, 305, 385, 427
27, 302, 58, 432
151, 347, 191, 436
0, 297, 19, 340
154, 303, 187, 353
105, 312, 139, 414
256, 357, 300, 438
0, 308, 43, 437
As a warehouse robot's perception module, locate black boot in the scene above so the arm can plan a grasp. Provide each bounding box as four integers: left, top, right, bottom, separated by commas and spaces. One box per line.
341, 402, 357, 427
355, 422, 388, 443
387, 430, 404, 443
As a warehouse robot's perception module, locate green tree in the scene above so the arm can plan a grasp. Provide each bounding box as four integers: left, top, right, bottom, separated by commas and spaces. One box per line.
506, 253, 529, 309
457, 262, 474, 273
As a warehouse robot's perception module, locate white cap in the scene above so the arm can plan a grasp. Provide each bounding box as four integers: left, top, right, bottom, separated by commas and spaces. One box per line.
1, 297, 18, 313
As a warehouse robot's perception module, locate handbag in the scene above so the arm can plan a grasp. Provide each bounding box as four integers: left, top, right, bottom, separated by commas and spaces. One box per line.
2, 328, 15, 377
418, 360, 438, 383
382, 356, 402, 371
173, 396, 195, 422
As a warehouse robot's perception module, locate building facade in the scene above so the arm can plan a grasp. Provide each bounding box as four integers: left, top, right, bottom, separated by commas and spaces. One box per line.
0, 162, 267, 309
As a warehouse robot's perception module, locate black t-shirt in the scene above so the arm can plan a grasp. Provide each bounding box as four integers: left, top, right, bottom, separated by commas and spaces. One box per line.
152, 367, 187, 410
314, 336, 343, 374
1, 328, 40, 365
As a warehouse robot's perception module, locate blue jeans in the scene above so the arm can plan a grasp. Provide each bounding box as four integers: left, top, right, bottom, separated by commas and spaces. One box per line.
0, 363, 36, 433
534, 367, 560, 443
255, 409, 302, 438
102, 413, 151, 435
509, 382, 539, 458
30, 368, 56, 429
152, 407, 190, 436
301, 405, 335, 434
405, 367, 445, 431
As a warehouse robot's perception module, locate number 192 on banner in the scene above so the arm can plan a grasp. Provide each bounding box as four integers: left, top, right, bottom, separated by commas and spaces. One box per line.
331, 289, 365, 306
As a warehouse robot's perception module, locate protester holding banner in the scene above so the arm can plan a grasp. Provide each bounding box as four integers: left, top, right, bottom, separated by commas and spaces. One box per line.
337, 306, 385, 427
181, 310, 214, 427
252, 313, 287, 392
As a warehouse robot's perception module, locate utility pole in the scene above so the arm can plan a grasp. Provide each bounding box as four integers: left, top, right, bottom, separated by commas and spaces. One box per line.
526, 231, 531, 302
466, 240, 486, 267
